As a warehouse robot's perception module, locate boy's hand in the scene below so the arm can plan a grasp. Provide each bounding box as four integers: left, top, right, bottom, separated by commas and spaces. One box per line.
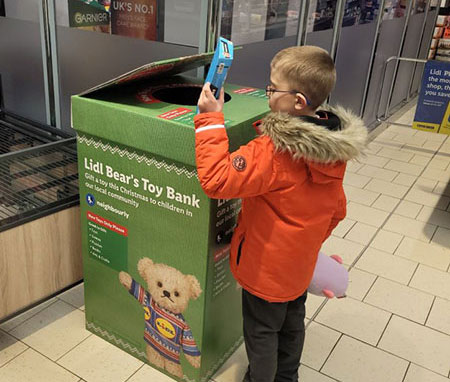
197, 82, 224, 114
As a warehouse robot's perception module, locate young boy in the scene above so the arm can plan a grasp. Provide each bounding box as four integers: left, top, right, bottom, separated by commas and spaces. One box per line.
194, 46, 367, 382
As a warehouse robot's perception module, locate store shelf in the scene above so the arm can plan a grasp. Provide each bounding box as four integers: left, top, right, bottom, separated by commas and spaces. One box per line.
0, 112, 79, 232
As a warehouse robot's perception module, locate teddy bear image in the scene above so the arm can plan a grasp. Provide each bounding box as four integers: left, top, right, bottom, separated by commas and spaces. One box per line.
119, 258, 202, 378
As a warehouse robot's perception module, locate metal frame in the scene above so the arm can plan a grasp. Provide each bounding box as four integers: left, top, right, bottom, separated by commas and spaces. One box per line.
198, 0, 222, 78
38, 0, 63, 129
0, 75, 4, 117
46, 0, 62, 129
0, 73, 79, 232
0, 126, 79, 232
0, 137, 76, 162
381, 0, 413, 120
360, 0, 387, 117
375, 56, 427, 127
296, 0, 309, 46
0, 196, 79, 236
1, 110, 73, 140
406, 1, 431, 101
39, 0, 56, 127
408, 1, 441, 98
200, 0, 222, 53
330, 0, 346, 61
388, 1, 437, 108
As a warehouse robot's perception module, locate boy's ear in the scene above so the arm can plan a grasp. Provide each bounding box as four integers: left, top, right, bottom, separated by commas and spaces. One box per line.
294, 93, 308, 110
294, 93, 307, 109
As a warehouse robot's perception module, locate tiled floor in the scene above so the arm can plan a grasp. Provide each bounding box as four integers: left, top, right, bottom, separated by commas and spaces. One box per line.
1, 102, 449, 382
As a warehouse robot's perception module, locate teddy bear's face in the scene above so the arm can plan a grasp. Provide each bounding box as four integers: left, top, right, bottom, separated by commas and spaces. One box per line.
139, 259, 201, 314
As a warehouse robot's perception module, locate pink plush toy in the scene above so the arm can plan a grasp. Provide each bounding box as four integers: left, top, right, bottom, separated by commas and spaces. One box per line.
308, 252, 349, 298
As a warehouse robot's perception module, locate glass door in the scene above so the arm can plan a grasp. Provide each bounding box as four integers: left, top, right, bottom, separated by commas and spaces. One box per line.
0, 0, 47, 124
330, 1, 383, 115
220, 0, 304, 89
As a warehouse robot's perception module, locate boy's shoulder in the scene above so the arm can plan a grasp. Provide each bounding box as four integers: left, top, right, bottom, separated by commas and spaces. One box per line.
259, 107, 367, 164
246, 134, 277, 155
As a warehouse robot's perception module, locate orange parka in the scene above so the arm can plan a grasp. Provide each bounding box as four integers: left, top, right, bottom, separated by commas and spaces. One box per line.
194, 106, 367, 302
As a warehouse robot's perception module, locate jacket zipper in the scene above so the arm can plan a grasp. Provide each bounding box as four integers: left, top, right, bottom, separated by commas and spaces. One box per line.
236, 238, 244, 266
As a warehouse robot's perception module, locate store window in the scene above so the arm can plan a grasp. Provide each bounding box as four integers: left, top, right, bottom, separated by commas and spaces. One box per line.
342, 0, 381, 27
2, 0, 40, 22
306, 0, 337, 32
411, 0, 427, 14
62, 0, 163, 41
0, 0, 47, 123
57, 0, 201, 47
220, 0, 302, 45
383, 0, 408, 20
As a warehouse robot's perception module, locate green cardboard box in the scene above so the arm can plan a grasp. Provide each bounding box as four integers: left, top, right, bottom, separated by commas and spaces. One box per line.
72, 52, 269, 381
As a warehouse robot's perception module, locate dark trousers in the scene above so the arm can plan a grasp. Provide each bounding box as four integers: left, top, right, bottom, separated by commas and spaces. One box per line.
242, 289, 307, 382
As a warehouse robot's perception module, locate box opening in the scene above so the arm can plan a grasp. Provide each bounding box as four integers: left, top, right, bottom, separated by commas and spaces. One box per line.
152, 84, 232, 106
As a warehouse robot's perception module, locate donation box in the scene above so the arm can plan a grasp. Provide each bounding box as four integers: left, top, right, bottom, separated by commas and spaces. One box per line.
72, 52, 269, 382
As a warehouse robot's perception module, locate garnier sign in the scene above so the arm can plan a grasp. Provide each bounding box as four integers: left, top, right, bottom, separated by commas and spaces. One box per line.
68, 0, 110, 28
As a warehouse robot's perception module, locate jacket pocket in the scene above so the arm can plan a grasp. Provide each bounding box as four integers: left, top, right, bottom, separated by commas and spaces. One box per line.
236, 237, 245, 266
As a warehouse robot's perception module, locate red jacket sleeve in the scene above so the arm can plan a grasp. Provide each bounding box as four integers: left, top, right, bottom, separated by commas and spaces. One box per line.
194, 112, 277, 199
323, 189, 347, 240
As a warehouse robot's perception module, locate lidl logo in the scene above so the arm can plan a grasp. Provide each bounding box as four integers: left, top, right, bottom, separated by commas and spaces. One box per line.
155, 318, 176, 339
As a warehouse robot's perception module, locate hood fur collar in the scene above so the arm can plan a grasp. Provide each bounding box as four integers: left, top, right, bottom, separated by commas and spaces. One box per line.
260, 105, 368, 163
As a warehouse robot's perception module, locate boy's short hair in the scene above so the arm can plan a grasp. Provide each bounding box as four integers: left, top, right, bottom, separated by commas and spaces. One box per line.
271, 46, 336, 109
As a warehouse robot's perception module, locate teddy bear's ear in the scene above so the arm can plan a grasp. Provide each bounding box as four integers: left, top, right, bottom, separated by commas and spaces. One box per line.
137, 258, 154, 279
186, 275, 202, 300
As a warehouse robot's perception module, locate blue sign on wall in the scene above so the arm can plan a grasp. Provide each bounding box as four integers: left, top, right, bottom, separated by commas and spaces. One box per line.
413, 60, 450, 135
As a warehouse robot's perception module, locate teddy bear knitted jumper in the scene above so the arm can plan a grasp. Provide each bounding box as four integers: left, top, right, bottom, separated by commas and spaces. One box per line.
129, 279, 201, 363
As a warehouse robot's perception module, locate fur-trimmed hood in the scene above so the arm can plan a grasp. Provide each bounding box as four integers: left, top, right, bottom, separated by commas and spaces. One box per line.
260, 105, 368, 164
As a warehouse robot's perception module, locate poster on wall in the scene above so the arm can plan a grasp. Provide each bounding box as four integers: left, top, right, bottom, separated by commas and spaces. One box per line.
342, 0, 380, 27
68, 0, 110, 33
307, 0, 337, 32
412, 60, 450, 135
67, 0, 163, 41
110, 0, 160, 40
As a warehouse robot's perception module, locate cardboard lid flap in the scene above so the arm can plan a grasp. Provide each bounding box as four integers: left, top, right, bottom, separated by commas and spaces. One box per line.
79, 51, 214, 96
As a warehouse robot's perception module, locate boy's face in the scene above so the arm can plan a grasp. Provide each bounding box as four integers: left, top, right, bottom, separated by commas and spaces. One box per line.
268, 69, 311, 116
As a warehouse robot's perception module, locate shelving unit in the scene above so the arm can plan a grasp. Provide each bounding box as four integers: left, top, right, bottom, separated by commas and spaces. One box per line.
0, 77, 82, 321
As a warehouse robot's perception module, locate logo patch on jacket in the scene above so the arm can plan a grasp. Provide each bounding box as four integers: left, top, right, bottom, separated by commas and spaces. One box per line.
232, 155, 247, 172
